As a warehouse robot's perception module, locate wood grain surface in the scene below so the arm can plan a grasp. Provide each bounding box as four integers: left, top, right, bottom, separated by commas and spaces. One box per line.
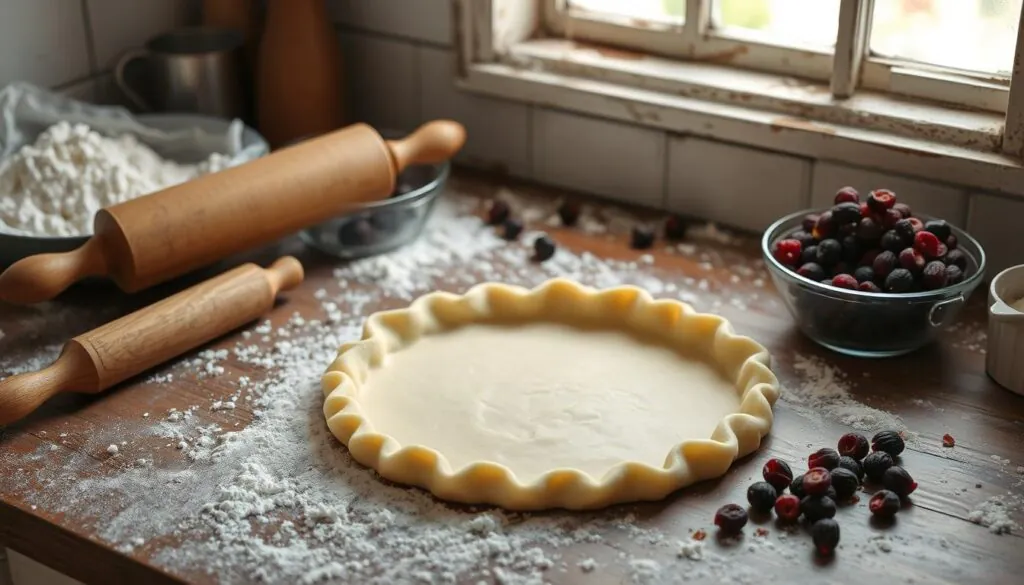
0, 171, 1021, 585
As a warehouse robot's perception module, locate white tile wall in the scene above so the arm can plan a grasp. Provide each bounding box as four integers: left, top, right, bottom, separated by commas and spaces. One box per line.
328, 0, 453, 46
533, 109, 667, 207
0, 0, 91, 87
419, 46, 531, 177
967, 195, 1024, 277
340, 31, 420, 132
667, 136, 810, 232
811, 162, 969, 226
85, 0, 197, 69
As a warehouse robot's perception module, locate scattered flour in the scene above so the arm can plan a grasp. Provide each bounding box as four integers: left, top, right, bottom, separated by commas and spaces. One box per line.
106, 444, 119, 456
0, 121, 232, 237
968, 494, 1021, 534
785, 354, 906, 433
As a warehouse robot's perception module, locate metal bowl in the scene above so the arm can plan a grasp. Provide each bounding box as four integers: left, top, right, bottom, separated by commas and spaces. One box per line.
762, 209, 986, 358
0, 113, 268, 267
299, 159, 449, 260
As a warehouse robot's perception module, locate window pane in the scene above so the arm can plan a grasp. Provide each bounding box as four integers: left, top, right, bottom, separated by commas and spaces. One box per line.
870, 0, 1022, 76
568, 0, 684, 24
713, 0, 841, 48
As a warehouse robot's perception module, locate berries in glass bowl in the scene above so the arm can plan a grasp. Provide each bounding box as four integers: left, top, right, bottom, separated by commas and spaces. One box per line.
763, 188, 986, 357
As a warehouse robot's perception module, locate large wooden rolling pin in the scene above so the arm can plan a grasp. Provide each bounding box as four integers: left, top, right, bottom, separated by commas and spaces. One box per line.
0, 120, 465, 305
0, 256, 304, 426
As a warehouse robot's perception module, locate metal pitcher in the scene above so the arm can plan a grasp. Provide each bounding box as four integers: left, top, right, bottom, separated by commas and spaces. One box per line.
115, 27, 246, 119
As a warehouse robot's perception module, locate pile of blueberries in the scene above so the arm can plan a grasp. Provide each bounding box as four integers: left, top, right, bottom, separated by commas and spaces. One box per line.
713, 430, 917, 557
771, 188, 969, 293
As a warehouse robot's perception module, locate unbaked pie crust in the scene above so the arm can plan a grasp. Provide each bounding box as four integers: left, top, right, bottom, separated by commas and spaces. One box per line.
322, 279, 781, 510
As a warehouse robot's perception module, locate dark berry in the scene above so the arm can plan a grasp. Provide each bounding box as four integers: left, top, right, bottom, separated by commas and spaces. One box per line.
881, 208, 903, 229
826, 485, 838, 501
774, 494, 801, 522
631, 225, 656, 250
944, 249, 967, 270
838, 222, 857, 237
841, 235, 861, 263
882, 466, 917, 497
813, 212, 837, 239
338, 218, 378, 246
853, 266, 874, 283
914, 230, 943, 259
859, 201, 871, 217
868, 189, 896, 213
532, 235, 556, 262
922, 260, 948, 290
831, 274, 857, 290
787, 228, 815, 245
898, 248, 926, 274
830, 262, 852, 277
714, 503, 748, 534
884, 268, 915, 293
816, 239, 843, 267
857, 217, 884, 242
486, 200, 510, 225
860, 248, 882, 267
762, 458, 793, 491
858, 281, 881, 293
558, 200, 582, 226
834, 186, 860, 204
872, 250, 898, 279
797, 263, 827, 282
802, 468, 832, 496
893, 202, 913, 218
801, 245, 819, 265
925, 219, 951, 241
880, 230, 905, 253
837, 433, 869, 460
871, 430, 906, 456
789, 474, 806, 498
808, 448, 841, 470
746, 481, 778, 513
664, 214, 688, 240
863, 451, 894, 483
772, 239, 802, 265
501, 219, 523, 241
829, 467, 860, 501
802, 213, 821, 232
832, 202, 862, 225
837, 456, 864, 480
800, 495, 837, 522
869, 489, 901, 518
946, 233, 959, 250
893, 219, 916, 246
907, 217, 925, 232
946, 264, 964, 285
811, 519, 840, 556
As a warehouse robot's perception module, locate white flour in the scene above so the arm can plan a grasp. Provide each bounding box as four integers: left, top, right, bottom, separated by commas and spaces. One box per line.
968, 494, 1021, 534
0, 185, 1012, 583
0, 121, 231, 237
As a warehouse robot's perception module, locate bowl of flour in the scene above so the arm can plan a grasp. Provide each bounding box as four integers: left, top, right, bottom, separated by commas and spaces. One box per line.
0, 115, 267, 266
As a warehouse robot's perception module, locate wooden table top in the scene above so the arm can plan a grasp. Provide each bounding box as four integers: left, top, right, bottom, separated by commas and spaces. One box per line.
1, 171, 1022, 585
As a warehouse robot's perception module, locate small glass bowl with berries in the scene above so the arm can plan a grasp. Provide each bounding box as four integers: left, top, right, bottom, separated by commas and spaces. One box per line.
762, 187, 986, 357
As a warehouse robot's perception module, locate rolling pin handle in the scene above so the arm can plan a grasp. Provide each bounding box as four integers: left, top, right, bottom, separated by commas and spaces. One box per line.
265, 256, 305, 294
385, 120, 467, 174
0, 238, 108, 305
0, 345, 94, 426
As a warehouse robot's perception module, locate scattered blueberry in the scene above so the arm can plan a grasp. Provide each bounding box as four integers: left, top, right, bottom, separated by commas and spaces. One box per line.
746, 481, 778, 513
837, 432, 870, 460
837, 456, 864, 481
774, 494, 801, 522
789, 473, 806, 499
871, 430, 906, 457
558, 200, 582, 226
808, 448, 841, 471
863, 451, 894, 483
800, 495, 837, 522
501, 219, 523, 241
486, 200, 510, 225
882, 466, 918, 497
631, 225, 656, 250
802, 468, 833, 496
811, 518, 840, 556
829, 467, 860, 501
664, 213, 688, 240
762, 458, 794, 491
714, 503, 748, 534
869, 489, 902, 518
532, 235, 557, 262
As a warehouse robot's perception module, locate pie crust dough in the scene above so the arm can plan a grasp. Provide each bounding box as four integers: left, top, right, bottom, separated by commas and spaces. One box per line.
322, 279, 781, 510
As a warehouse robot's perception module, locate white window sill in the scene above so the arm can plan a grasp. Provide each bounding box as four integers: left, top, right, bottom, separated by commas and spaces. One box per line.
458, 39, 1024, 198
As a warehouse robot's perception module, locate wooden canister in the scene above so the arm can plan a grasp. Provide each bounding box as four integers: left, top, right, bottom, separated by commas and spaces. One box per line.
256, 0, 345, 148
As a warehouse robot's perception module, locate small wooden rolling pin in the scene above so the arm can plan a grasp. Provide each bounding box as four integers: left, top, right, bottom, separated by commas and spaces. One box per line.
0, 256, 303, 426
0, 120, 465, 305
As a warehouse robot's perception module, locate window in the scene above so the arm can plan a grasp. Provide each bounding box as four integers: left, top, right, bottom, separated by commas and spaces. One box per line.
544, 0, 1023, 112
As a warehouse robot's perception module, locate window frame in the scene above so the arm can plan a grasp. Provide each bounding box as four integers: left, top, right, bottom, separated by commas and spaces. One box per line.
545, 0, 1013, 113
455, 0, 1024, 195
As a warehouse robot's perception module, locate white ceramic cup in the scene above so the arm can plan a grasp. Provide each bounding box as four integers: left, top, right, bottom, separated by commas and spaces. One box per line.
987, 264, 1024, 395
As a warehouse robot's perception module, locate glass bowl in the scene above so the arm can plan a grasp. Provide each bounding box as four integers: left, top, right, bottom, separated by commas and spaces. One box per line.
762, 209, 986, 358
300, 159, 448, 260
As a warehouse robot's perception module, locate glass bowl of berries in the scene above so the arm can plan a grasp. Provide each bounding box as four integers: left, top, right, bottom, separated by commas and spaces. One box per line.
300, 151, 449, 259
762, 187, 986, 357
